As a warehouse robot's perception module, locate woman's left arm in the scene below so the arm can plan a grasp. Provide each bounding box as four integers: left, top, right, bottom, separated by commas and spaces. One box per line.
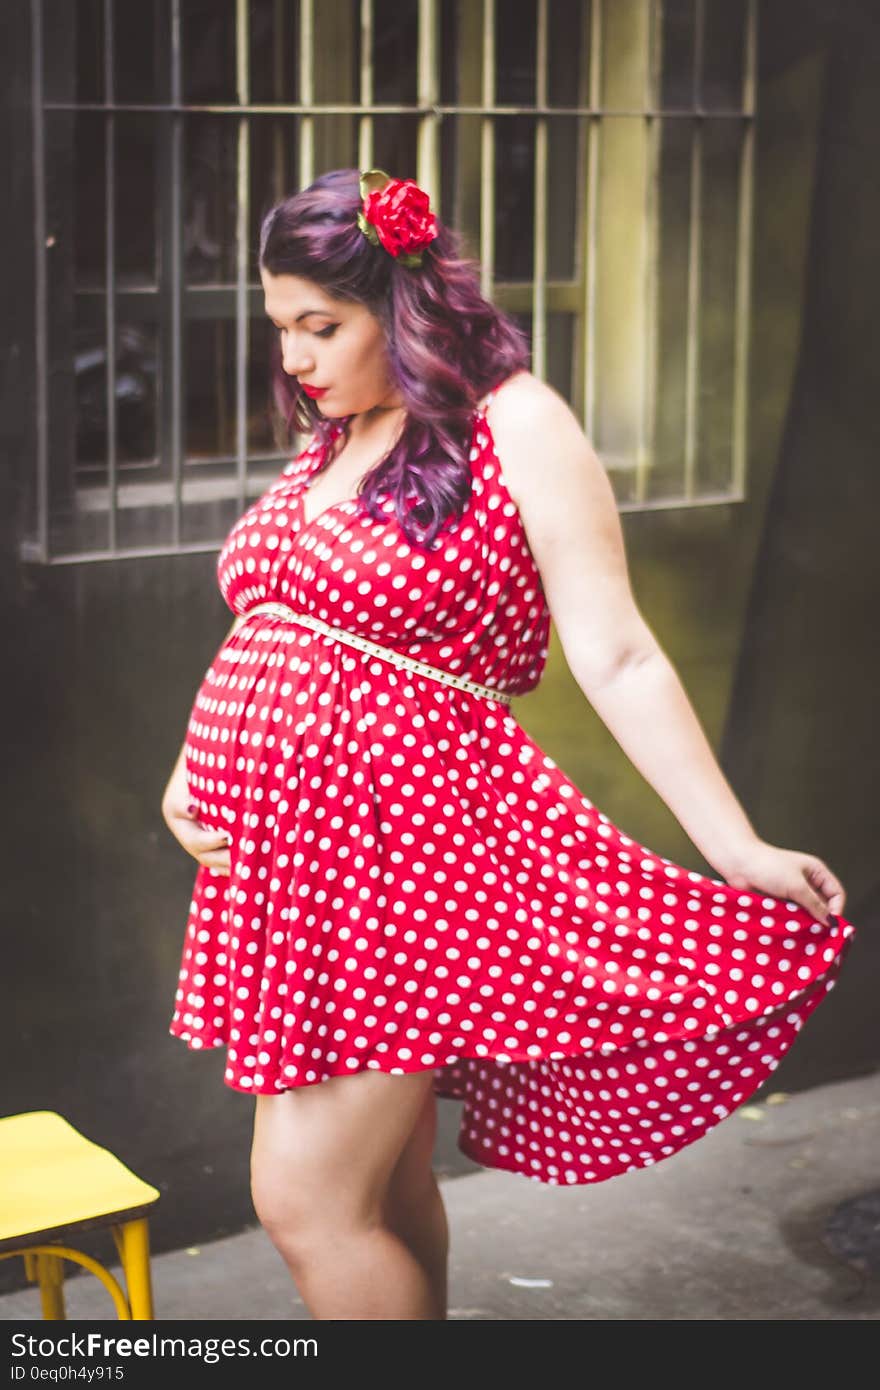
488, 376, 847, 925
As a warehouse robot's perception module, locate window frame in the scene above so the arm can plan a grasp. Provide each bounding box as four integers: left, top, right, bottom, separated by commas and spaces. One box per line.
23, 0, 757, 565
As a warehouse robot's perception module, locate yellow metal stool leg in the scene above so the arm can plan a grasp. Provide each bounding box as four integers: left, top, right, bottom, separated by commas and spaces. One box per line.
35, 1253, 66, 1320
6, 1246, 131, 1319
116, 1218, 154, 1320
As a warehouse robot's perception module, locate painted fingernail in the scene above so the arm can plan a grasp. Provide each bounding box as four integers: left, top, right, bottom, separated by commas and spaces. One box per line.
187, 802, 198, 814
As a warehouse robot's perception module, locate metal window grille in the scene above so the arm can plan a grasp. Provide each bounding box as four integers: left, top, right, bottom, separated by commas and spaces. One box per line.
22, 0, 756, 565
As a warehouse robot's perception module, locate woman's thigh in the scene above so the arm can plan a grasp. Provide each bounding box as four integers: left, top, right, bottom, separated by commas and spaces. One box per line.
250, 1068, 436, 1231
386, 1084, 439, 1213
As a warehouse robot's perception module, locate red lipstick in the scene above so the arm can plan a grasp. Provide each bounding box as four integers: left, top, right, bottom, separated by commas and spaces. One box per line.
301, 384, 328, 399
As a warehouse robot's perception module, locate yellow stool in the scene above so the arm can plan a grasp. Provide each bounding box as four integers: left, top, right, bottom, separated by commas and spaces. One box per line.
0, 1110, 161, 1320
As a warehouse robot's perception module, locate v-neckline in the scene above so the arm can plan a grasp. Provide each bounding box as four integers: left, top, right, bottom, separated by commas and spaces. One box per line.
298, 422, 364, 531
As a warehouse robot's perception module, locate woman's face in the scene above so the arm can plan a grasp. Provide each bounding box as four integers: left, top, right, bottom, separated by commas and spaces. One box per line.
260, 269, 403, 420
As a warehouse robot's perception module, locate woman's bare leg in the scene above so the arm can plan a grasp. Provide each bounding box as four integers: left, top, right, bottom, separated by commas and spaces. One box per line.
383, 1087, 449, 1318
250, 1068, 443, 1320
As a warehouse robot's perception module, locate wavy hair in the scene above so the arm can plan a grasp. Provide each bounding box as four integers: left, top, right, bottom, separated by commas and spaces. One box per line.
258, 168, 531, 549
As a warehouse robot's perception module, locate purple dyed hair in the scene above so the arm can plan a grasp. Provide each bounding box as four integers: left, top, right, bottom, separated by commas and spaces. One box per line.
258, 168, 531, 549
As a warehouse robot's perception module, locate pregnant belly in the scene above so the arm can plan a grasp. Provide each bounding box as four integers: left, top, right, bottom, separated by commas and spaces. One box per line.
182, 621, 344, 837
183, 693, 240, 838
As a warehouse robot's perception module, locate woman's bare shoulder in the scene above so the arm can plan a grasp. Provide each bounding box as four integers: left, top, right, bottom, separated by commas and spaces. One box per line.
480, 371, 591, 503
480, 369, 565, 421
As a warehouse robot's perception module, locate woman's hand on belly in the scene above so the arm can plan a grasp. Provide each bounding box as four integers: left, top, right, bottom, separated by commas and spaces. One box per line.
161, 744, 232, 876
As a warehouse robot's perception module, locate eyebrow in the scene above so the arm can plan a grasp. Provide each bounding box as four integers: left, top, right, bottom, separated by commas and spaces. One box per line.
267, 308, 333, 325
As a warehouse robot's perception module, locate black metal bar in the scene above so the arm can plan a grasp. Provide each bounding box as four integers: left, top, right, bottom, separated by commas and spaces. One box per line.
75, 283, 269, 328
694, 0, 705, 110
235, 0, 250, 514
154, 11, 171, 528
33, 541, 244, 565
30, 0, 49, 561
170, 0, 183, 547
104, 0, 118, 551
44, 101, 754, 118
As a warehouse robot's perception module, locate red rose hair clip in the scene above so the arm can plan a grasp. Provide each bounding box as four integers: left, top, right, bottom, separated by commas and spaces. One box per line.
356, 168, 439, 269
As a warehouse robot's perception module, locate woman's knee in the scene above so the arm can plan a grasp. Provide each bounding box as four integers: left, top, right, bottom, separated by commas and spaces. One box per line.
250, 1147, 318, 1244
252, 1183, 361, 1282
249, 1122, 350, 1243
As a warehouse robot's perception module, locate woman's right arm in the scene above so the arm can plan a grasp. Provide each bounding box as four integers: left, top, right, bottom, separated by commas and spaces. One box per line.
486, 378, 845, 924
160, 612, 243, 876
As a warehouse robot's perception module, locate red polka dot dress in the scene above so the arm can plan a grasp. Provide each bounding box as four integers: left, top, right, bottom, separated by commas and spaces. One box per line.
170, 384, 855, 1186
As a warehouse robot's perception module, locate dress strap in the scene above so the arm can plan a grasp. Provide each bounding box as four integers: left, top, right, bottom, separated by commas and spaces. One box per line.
475, 383, 504, 419
475, 373, 521, 420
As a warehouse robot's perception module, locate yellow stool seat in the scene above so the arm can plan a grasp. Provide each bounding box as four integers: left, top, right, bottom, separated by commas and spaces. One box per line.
0, 1110, 161, 1320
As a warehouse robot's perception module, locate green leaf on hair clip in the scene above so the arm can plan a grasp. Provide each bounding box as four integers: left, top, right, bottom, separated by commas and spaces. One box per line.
356, 209, 381, 247
359, 168, 393, 202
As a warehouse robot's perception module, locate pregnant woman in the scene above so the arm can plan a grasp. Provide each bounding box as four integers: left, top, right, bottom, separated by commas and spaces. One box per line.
161, 168, 854, 1320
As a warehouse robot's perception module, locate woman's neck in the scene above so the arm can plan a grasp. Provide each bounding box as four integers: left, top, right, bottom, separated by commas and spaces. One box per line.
348, 403, 405, 433
346, 403, 407, 446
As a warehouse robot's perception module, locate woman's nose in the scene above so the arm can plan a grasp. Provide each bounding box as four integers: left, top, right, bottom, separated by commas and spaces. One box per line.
281, 339, 314, 377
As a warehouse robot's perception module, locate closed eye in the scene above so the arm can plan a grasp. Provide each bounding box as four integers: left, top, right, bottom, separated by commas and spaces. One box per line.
271, 322, 337, 339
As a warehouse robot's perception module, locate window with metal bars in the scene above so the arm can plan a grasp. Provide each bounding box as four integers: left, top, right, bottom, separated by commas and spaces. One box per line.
22, 0, 756, 565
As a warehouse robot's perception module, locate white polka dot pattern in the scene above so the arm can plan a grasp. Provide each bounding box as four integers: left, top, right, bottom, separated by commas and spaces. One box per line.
169, 386, 855, 1185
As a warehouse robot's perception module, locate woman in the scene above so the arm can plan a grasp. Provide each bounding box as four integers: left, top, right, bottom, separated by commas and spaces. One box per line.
162, 168, 854, 1321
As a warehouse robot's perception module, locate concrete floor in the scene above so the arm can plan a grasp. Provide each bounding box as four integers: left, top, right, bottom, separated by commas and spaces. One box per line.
1, 1070, 878, 1322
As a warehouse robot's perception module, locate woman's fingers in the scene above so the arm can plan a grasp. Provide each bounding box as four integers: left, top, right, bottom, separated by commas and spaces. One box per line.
188, 822, 233, 874
799, 885, 833, 926
194, 825, 231, 849
197, 847, 232, 875
803, 858, 846, 922
163, 796, 233, 873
